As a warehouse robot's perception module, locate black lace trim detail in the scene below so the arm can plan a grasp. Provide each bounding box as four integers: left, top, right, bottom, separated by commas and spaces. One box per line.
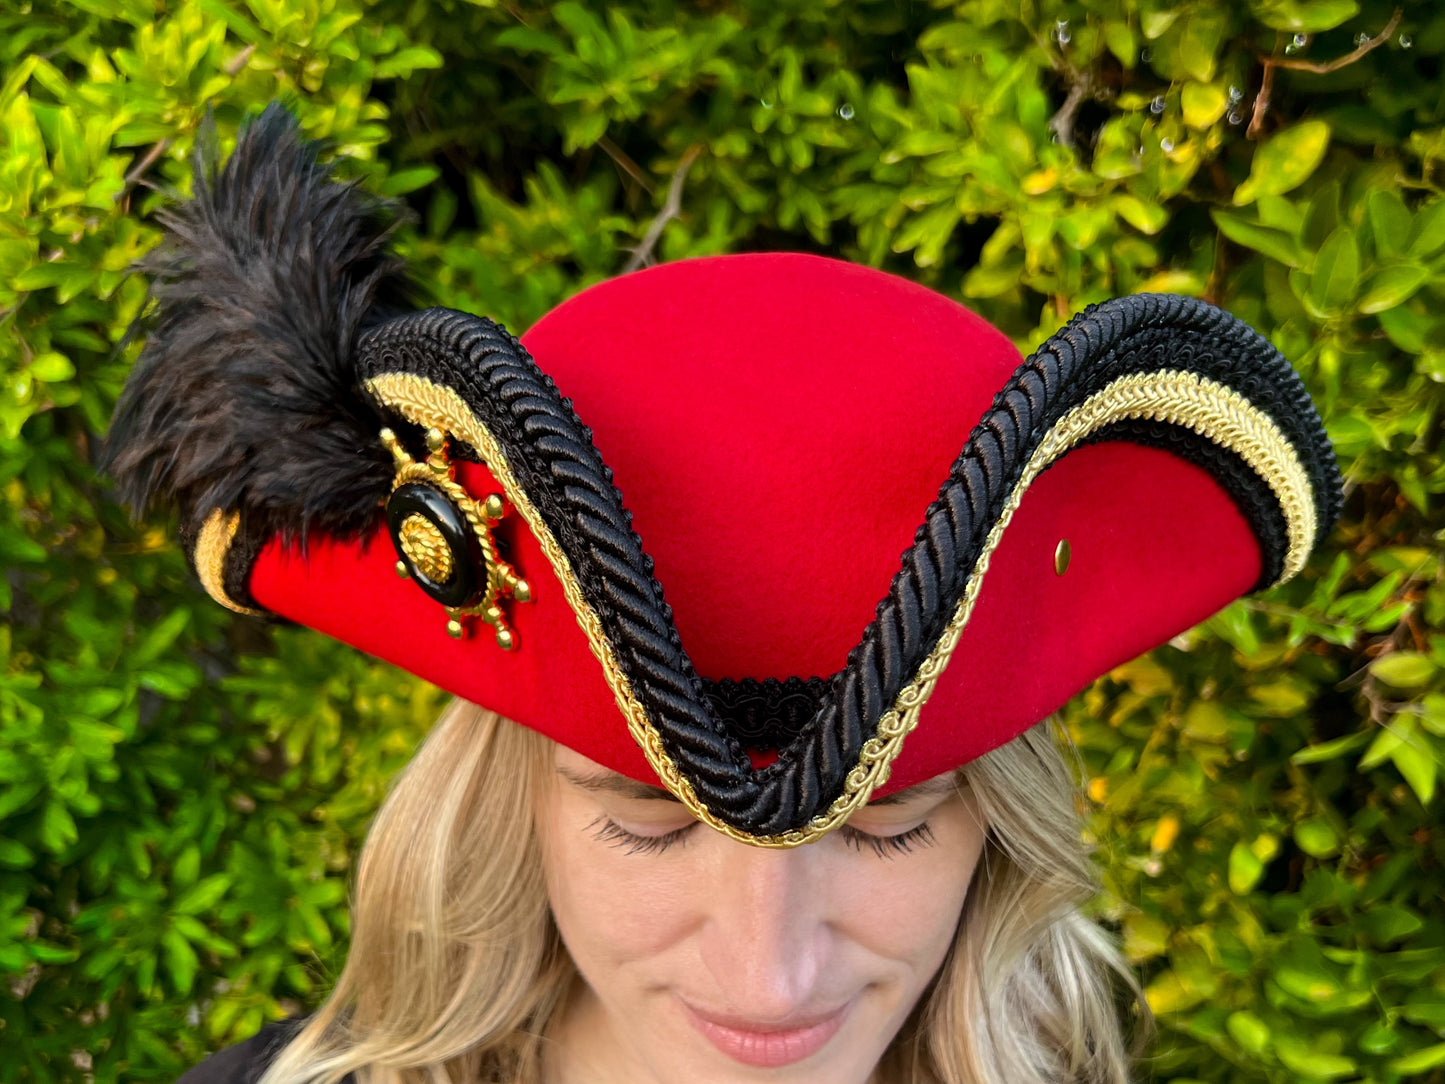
702, 676, 832, 749
345, 294, 1340, 836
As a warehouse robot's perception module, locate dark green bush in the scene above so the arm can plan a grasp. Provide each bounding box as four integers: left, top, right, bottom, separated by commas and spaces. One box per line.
2, 1, 1442, 1080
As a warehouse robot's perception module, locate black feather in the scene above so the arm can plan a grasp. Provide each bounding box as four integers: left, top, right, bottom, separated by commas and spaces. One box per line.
104, 103, 413, 544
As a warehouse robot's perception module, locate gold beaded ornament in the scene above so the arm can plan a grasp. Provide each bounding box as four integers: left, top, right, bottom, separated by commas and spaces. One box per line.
380, 426, 531, 648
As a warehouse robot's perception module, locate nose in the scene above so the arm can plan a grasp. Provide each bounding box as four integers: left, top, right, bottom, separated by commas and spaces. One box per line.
696, 839, 834, 1020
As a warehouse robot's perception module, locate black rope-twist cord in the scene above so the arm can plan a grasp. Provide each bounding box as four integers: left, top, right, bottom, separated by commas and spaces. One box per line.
356, 294, 1341, 836
702, 677, 832, 748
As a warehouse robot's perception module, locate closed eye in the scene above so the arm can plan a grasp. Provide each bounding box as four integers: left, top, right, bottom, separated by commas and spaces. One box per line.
587, 815, 937, 858
838, 820, 937, 858
587, 815, 698, 855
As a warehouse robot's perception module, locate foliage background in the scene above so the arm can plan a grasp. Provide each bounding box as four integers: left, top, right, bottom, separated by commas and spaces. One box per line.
1, 0, 1443, 1080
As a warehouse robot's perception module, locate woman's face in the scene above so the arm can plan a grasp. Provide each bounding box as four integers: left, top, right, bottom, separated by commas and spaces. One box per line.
541, 744, 988, 1084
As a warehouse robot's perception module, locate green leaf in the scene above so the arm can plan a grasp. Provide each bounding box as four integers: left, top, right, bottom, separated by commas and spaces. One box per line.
1389, 733, 1437, 804
0, 782, 41, 821
1229, 840, 1265, 894
1358, 1021, 1399, 1054
39, 801, 78, 854
1292, 730, 1371, 764
1122, 911, 1170, 961
374, 46, 443, 79
161, 927, 198, 995
172, 844, 200, 889
1176, 10, 1227, 82
1360, 725, 1403, 769
493, 27, 567, 56
173, 873, 231, 915
1407, 200, 1445, 258
1393, 1044, 1445, 1075
1276, 1042, 1357, 1079
1357, 264, 1429, 314
1307, 226, 1360, 315
1369, 651, 1435, 688
1422, 694, 1445, 737
172, 914, 212, 943
1405, 996, 1445, 1029
1141, 10, 1179, 38
378, 167, 440, 197
565, 111, 608, 152
133, 608, 190, 666
1211, 209, 1302, 267
138, 667, 197, 699
1294, 817, 1339, 857
1115, 194, 1168, 235
1182, 82, 1227, 128
1366, 189, 1412, 257
1226, 1010, 1271, 1054
1255, 0, 1360, 32
1358, 904, 1424, 944
1234, 120, 1332, 205
0, 838, 34, 868
28, 351, 75, 382
195, 0, 264, 43
1103, 21, 1137, 67
28, 941, 78, 965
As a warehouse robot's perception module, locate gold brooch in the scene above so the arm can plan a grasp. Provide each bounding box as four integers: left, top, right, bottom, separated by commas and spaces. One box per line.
381, 426, 531, 648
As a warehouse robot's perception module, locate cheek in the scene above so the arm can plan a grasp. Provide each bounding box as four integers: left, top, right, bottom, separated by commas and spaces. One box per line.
541, 800, 698, 980
834, 810, 987, 972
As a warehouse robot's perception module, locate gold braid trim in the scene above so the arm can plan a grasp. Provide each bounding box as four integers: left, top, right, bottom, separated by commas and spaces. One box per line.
364, 368, 1316, 847
194, 509, 267, 617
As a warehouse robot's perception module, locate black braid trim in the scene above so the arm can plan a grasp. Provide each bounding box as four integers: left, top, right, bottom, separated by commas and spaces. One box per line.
702, 677, 832, 749
222, 517, 269, 612
356, 294, 1341, 836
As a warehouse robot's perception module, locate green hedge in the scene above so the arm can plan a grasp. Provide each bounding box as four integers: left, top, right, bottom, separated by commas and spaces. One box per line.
2, 0, 1443, 1080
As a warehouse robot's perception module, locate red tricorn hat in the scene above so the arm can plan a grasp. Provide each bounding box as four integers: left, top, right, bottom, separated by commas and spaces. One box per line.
108, 106, 1341, 846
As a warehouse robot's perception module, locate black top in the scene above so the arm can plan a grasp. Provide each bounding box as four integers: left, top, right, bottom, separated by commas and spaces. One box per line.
174, 1020, 352, 1084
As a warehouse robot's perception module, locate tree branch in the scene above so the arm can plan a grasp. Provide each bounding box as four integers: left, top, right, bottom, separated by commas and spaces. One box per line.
117, 139, 172, 209
1270, 9, 1402, 74
623, 144, 703, 273
599, 135, 656, 197
1250, 9, 1403, 138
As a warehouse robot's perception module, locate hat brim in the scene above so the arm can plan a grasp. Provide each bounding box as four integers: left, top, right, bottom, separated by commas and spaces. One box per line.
206, 294, 1338, 846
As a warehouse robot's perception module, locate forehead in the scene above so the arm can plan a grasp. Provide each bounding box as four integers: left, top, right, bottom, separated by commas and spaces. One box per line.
554, 745, 959, 806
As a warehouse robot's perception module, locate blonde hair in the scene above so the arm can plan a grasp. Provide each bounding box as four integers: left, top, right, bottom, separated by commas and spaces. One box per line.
260, 702, 1148, 1084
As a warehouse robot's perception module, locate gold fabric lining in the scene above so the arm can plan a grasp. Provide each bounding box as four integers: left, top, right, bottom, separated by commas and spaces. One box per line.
194, 508, 267, 617
365, 368, 1316, 847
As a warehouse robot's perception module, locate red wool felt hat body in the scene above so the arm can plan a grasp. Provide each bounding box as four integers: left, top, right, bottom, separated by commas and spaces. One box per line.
107, 105, 1342, 846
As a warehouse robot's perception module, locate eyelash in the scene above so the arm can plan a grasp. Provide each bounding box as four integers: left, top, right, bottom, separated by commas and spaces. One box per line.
586, 816, 937, 858
841, 820, 937, 858
587, 816, 696, 855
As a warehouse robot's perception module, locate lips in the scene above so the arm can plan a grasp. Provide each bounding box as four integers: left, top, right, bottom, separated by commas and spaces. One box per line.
681, 999, 851, 1069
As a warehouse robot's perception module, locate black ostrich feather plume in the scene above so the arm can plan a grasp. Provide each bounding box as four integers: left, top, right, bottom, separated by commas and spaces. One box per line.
104, 103, 413, 544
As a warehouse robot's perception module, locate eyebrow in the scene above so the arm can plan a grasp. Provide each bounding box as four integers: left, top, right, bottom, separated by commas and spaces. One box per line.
557, 766, 680, 802
556, 767, 960, 806
866, 775, 960, 806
